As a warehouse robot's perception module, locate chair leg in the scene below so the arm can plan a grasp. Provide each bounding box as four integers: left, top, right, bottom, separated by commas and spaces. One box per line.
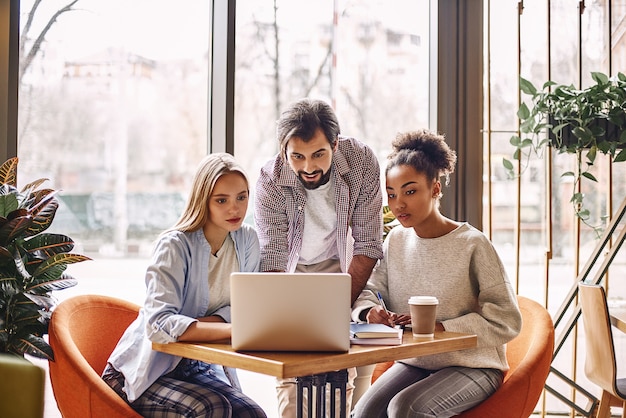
621, 400, 625, 418
596, 391, 613, 418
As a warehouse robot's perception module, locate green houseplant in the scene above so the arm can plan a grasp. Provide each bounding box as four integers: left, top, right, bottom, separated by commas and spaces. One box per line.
382, 205, 398, 240
0, 157, 90, 360
505, 71, 626, 228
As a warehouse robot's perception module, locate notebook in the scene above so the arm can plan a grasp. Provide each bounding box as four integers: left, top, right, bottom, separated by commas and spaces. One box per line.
350, 323, 400, 338
230, 272, 351, 352
349, 323, 403, 346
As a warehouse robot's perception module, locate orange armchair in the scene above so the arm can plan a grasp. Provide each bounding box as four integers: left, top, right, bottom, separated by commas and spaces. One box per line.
371, 295, 554, 418
48, 294, 142, 418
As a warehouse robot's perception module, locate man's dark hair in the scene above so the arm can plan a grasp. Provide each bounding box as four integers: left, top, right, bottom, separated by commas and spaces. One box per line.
277, 98, 341, 156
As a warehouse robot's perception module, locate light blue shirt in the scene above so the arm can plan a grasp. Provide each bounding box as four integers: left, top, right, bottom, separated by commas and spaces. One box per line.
107, 225, 260, 402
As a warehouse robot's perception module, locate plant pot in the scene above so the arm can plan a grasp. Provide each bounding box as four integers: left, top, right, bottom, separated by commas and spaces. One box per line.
548, 116, 624, 151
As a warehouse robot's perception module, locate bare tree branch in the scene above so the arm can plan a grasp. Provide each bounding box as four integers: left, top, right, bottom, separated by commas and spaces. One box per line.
19, 0, 81, 82
304, 44, 331, 97
19, 0, 43, 60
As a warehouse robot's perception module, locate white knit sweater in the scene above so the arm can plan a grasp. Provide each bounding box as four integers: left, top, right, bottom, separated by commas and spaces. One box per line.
352, 222, 522, 371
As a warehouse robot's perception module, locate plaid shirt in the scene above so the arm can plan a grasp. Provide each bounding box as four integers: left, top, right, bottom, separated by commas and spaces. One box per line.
254, 136, 383, 273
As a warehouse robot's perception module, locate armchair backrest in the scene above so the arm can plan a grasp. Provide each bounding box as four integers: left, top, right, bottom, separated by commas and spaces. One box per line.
48, 294, 142, 418
458, 295, 554, 418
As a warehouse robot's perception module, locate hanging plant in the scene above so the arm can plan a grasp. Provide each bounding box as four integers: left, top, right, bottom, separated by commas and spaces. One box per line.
504, 71, 626, 233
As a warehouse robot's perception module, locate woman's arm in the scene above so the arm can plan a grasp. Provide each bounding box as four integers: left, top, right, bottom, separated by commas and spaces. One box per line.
177, 316, 231, 342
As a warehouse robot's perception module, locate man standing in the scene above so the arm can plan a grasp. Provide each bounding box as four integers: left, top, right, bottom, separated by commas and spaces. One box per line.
254, 98, 383, 417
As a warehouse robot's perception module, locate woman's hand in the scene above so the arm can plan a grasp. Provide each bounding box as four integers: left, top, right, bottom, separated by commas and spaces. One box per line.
366, 306, 411, 327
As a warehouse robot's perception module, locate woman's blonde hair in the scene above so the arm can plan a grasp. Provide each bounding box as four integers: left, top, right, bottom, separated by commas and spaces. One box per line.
166, 153, 249, 233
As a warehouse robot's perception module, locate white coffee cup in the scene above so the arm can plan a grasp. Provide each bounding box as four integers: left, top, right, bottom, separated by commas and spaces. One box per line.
408, 296, 439, 338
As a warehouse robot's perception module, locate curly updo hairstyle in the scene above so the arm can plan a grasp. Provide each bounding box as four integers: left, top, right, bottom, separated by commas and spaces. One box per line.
386, 129, 457, 187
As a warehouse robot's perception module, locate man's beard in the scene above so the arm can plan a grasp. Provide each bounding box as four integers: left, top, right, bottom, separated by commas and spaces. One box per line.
297, 169, 332, 190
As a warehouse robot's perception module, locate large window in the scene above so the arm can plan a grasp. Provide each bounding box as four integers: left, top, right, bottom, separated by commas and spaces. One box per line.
17, 0, 213, 302
18, 0, 210, 269
233, 0, 430, 196
485, 1, 626, 415
17, 0, 430, 291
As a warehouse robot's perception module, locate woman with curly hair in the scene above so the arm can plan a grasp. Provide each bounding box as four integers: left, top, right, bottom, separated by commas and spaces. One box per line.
351, 130, 522, 418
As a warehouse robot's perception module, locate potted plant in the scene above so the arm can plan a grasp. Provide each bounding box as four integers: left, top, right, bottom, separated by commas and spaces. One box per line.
0, 157, 90, 360
383, 205, 398, 240
504, 71, 626, 229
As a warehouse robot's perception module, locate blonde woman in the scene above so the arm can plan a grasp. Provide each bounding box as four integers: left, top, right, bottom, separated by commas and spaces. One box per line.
103, 153, 266, 418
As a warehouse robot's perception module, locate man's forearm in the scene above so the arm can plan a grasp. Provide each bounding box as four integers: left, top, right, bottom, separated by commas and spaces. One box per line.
347, 254, 378, 304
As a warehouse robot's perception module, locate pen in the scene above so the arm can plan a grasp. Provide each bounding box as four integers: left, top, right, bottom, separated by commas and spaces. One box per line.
376, 291, 390, 315
376, 291, 395, 327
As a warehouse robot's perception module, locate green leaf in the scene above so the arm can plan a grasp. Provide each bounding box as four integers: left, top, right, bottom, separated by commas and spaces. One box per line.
24, 190, 58, 237
31, 253, 91, 278
30, 263, 65, 285
591, 72, 609, 85
0, 214, 34, 247
22, 292, 57, 309
0, 245, 13, 261
0, 193, 19, 219
21, 233, 74, 258
503, 158, 514, 171
576, 209, 591, 221
517, 102, 530, 120
585, 147, 597, 165
0, 276, 18, 296
614, 148, 626, 163
582, 172, 598, 182
28, 274, 78, 294
571, 192, 584, 204
520, 118, 536, 134
12, 333, 53, 360
519, 77, 537, 96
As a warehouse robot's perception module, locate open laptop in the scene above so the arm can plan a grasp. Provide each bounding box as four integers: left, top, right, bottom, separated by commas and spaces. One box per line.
230, 272, 351, 352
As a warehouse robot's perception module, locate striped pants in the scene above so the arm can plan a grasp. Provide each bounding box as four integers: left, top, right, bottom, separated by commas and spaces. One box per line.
103, 359, 267, 418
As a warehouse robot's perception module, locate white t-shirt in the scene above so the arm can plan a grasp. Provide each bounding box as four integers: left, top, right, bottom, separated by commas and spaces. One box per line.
298, 176, 339, 265
206, 234, 238, 316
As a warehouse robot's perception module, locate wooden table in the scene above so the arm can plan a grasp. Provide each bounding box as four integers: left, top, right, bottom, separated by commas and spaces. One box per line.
153, 330, 476, 379
153, 330, 476, 418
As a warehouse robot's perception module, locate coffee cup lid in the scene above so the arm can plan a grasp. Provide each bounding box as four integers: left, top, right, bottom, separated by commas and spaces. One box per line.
408, 296, 438, 305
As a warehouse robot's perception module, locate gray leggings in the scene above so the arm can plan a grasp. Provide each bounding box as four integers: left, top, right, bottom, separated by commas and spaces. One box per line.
351, 363, 503, 418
